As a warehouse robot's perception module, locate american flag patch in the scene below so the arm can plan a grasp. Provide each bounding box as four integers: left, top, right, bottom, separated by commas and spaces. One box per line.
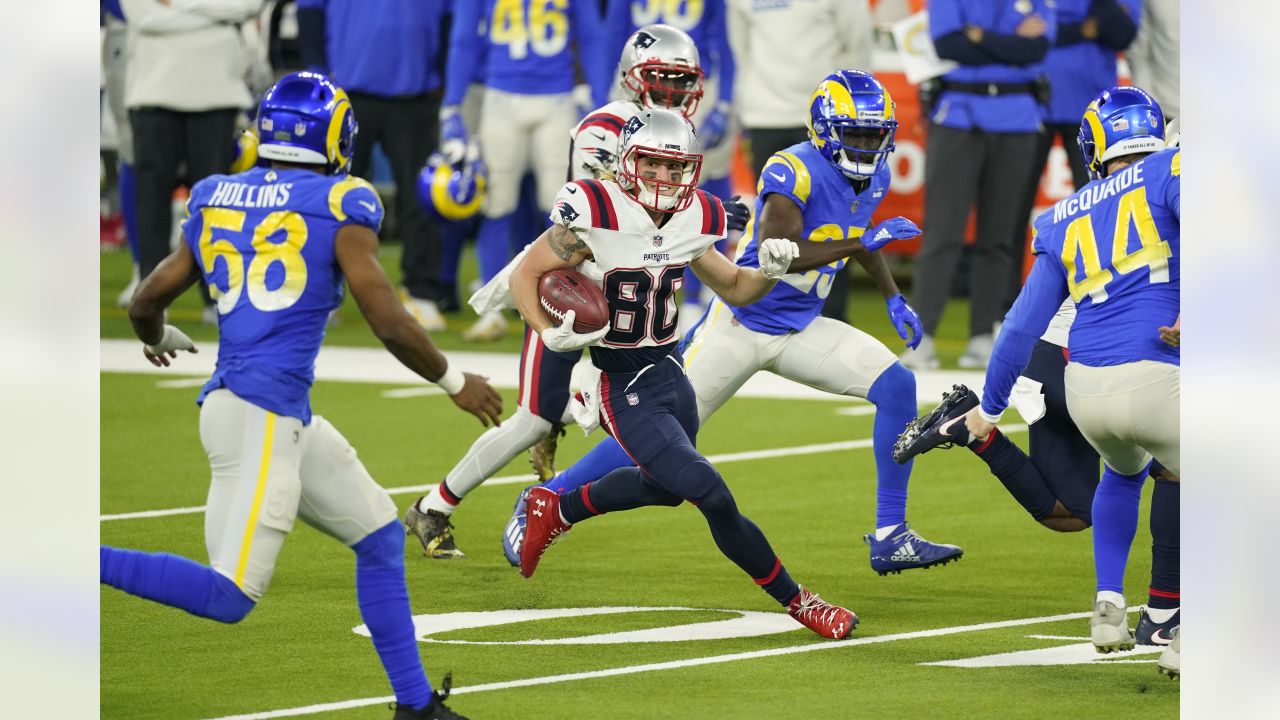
1111, 117, 1129, 131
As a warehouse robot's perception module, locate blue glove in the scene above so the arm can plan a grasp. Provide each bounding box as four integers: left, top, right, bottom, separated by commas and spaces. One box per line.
863, 216, 921, 252
699, 102, 732, 149
440, 106, 468, 146
886, 293, 923, 350
723, 195, 750, 233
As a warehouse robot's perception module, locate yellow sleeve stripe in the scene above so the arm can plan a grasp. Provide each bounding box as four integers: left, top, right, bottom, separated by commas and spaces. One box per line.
770, 152, 812, 203
1170, 150, 1180, 177
234, 412, 277, 590
328, 175, 379, 222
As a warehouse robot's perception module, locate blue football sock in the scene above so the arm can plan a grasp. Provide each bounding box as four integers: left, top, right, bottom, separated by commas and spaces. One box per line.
476, 214, 512, 283
353, 522, 433, 709
867, 363, 916, 528
99, 545, 254, 623
118, 162, 140, 263
1091, 465, 1148, 594
543, 435, 633, 494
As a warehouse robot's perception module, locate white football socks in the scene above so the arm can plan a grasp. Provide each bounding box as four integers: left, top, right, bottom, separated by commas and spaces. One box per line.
1096, 590, 1126, 609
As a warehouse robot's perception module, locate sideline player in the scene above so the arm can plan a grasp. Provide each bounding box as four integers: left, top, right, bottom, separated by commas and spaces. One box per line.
505, 71, 962, 577
947, 87, 1179, 676
511, 107, 857, 639
403, 25, 746, 558
100, 72, 502, 720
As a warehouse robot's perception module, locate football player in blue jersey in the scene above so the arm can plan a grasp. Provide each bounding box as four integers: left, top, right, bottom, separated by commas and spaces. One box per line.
441, 0, 609, 342
604, 0, 739, 325
947, 86, 1180, 674
100, 72, 503, 720
502, 70, 964, 577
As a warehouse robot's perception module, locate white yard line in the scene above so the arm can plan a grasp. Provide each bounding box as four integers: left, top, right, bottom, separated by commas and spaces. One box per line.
202, 608, 1091, 720
99, 426, 1027, 522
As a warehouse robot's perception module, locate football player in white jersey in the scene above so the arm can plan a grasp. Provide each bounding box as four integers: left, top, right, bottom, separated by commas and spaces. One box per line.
506, 107, 856, 639
403, 24, 744, 559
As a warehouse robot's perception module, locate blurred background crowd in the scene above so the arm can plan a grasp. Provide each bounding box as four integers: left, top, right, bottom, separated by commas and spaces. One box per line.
99, 0, 1179, 368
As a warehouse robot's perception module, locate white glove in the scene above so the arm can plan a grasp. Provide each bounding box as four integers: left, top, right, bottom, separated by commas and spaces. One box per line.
758, 237, 800, 280
143, 324, 197, 367
540, 309, 610, 352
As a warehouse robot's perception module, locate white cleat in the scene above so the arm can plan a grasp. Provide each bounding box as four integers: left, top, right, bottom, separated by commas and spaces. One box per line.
1157, 626, 1180, 679
463, 310, 508, 342
957, 333, 994, 369
401, 291, 446, 332
1090, 600, 1136, 653
899, 334, 940, 371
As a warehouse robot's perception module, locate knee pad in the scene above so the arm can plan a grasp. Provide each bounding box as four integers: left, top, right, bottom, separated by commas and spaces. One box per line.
206, 573, 255, 624
867, 361, 916, 412
352, 520, 407, 571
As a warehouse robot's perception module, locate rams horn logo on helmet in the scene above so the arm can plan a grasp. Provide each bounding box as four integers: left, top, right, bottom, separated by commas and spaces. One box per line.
632, 31, 657, 49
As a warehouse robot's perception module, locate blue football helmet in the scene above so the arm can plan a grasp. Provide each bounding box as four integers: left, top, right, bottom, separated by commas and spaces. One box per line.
417, 142, 487, 223
1078, 86, 1165, 179
255, 71, 356, 174
807, 70, 897, 179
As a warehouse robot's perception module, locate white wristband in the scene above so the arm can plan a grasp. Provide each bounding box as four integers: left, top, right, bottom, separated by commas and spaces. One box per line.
979, 407, 1004, 425
436, 364, 465, 395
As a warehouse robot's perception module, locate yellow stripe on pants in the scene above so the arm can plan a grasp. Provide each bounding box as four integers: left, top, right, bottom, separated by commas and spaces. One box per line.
235, 412, 277, 589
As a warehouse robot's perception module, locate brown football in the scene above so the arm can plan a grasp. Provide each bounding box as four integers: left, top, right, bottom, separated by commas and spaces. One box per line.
539, 269, 610, 334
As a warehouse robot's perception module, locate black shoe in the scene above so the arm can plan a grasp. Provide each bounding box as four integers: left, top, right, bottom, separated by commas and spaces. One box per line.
404, 504, 466, 559
392, 674, 468, 719
892, 384, 980, 464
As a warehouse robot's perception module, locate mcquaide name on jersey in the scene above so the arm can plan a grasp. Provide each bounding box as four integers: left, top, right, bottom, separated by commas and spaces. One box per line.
1053, 162, 1144, 223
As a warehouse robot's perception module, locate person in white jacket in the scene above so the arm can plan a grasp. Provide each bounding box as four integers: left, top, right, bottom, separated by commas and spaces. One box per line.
121, 0, 259, 300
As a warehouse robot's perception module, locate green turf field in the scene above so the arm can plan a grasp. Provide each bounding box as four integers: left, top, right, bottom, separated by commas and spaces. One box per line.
100, 246, 1178, 719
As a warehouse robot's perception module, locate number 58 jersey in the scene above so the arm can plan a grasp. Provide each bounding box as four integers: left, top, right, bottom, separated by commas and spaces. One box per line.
1032, 147, 1180, 367
182, 167, 385, 423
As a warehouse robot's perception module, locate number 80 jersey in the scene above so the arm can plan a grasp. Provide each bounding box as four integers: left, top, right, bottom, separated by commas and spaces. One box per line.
182, 167, 385, 423
550, 178, 726, 372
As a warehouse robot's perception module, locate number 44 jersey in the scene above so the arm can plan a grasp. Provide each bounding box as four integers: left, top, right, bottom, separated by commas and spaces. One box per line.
550, 178, 727, 372
1032, 147, 1180, 367
182, 167, 385, 423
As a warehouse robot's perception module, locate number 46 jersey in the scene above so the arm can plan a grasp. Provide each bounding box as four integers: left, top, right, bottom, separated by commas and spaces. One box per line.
550, 178, 727, 372
1032, 147, 1180, 367
182, 166, 385, 423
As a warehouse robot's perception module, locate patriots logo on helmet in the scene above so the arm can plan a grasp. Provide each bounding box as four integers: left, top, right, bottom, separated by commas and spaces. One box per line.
632, 31, 657, 50
622, 115, 646, 142
556, 200, 579, 224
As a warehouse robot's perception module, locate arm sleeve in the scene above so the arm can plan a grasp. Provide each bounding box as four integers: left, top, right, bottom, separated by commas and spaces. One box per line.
573, 0, 610, 108
443, 0, 483, 107
330, 176, 386, 232
708, 0, 736, 103
1056, 21, 1086, 45
980, 253, 1070, 418
975, 32, 1050, 65
1092, 0, 1139, 50
295, 2, 327, 73
933, 30, 999, 65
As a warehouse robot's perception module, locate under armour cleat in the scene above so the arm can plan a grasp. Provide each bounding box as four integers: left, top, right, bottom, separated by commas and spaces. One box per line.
404, 505, 465, 559
502, 484, 536, 568
864, 523, 963, 575
1090, 600, 1136, 653
519, 487, 571, 578
1136, 607, 1179, 646
529, 424, 565, 482
892, 384, 981, 464
787, 586, 857, 639
391, 673, 468, 719
1156, 626, 1180, 679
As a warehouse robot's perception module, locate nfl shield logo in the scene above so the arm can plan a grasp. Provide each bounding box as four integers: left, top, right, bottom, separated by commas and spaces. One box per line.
850, 200, 860, 213
295, 122, 308, 136
652, 234, 664, 247
626, 393, 639, 406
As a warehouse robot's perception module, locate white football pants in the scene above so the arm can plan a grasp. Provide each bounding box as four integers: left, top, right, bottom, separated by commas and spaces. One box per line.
478, 88, 577, 216
1064, 360, 1181, 477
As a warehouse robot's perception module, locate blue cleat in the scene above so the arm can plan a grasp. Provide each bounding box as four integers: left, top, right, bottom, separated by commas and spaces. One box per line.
1136, 607, 1179, 646
863, 523, 963, 576
501, 485, 536, 568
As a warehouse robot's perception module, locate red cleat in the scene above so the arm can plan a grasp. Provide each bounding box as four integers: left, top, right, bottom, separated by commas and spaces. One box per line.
519, 487, 572, 578
787, 586, 857, 639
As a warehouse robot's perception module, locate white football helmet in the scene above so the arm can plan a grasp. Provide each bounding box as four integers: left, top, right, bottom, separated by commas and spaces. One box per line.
618, 24, 704, 118
617, 108, 702, 213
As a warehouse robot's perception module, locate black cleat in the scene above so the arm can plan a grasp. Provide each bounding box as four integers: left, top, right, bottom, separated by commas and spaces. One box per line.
392, 673, 468, 719
404, 505, 466, 559
892, 384, 980, 464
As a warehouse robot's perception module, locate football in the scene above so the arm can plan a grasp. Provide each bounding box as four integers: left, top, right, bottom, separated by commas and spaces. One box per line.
539, 269, 610, 334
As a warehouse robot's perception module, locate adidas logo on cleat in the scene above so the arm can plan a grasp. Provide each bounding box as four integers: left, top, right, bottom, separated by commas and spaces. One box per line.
890, 543, 919, 563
